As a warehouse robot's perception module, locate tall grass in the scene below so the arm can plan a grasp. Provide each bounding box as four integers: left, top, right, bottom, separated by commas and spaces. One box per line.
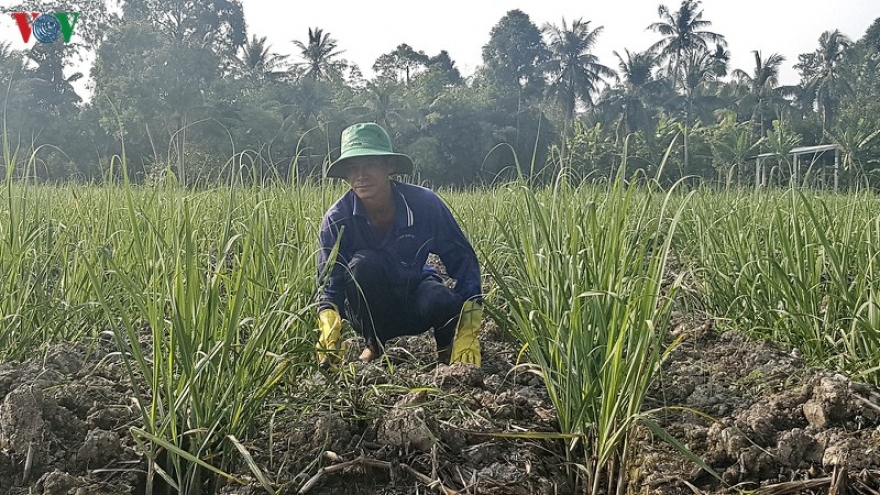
0, 178, 107, 360
0, 152, 350, 492
5, 143, 880, 495
82, 168, 328, 493
482, 170, 690, 493
677, 187, 880, 383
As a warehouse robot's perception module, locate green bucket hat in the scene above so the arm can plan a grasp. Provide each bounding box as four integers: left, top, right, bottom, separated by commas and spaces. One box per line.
326, 123, 414, 179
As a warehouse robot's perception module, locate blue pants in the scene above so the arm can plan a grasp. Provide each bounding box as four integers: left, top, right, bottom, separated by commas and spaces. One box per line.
343, 250, 463, 352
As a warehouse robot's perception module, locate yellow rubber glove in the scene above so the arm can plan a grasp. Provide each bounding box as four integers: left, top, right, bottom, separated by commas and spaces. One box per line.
316, 309, 346, 369
450, 300, 482, 366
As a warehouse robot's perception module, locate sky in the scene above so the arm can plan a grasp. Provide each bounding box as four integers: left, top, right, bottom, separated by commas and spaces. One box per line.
242, 0, 880, 86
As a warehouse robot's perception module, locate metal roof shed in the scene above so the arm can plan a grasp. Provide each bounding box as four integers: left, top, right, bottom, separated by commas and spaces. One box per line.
754, 144, 843, 190
790, 144, 842, 190
755, 152, 778, 188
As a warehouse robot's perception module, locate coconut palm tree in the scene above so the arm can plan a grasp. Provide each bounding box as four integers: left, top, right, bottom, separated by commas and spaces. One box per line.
681, 50, 727, 111
732, 51, 786, 137
292, 27, 344, 81
709, 44, 731, 78
238, 35, 288, 80
598, 49, 663, 138
647, 0, 726, 85
288, 77, 332, 126
797, 30, 853, 133
668, 47, 726, 171
352, 76, 419, 132
543, 18, 615, 156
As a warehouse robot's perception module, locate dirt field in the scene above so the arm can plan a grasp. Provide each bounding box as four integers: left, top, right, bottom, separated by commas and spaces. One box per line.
1, 316, 879, 494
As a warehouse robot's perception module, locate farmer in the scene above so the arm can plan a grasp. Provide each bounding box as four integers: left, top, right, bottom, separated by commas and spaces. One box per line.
314, 122, 482, 368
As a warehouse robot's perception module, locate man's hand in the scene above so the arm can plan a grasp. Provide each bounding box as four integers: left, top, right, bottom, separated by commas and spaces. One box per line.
450, 300, 482, 366
316, 309, 346, 369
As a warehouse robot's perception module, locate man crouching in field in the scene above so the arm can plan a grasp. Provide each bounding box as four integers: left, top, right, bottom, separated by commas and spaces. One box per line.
314, 122, 482, 368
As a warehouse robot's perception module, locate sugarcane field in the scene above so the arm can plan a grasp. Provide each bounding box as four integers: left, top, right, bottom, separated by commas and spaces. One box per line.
2, 1, 880, 494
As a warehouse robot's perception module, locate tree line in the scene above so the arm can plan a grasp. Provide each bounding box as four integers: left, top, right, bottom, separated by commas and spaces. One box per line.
2, 0, 879, 187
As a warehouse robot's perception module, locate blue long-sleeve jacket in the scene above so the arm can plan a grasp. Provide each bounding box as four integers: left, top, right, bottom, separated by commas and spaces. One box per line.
316, 181, 481, 314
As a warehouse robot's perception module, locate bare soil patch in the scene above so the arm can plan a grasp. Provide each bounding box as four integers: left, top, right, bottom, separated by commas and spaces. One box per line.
1, 318, 879, 494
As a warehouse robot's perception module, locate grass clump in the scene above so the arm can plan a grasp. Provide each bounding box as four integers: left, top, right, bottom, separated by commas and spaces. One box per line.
483, 168, 690, 493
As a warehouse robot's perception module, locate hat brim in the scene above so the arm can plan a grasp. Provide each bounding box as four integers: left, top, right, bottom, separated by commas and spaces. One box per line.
326, 149, 414, 179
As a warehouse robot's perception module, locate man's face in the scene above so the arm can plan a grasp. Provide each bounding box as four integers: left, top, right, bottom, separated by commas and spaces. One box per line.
343, 156, 394, 202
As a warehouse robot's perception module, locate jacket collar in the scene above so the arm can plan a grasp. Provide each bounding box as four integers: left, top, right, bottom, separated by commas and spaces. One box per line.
351, 180, 414, 228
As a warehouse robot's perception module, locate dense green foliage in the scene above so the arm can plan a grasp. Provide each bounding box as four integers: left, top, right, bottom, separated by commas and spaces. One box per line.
1, 1, 878, 186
